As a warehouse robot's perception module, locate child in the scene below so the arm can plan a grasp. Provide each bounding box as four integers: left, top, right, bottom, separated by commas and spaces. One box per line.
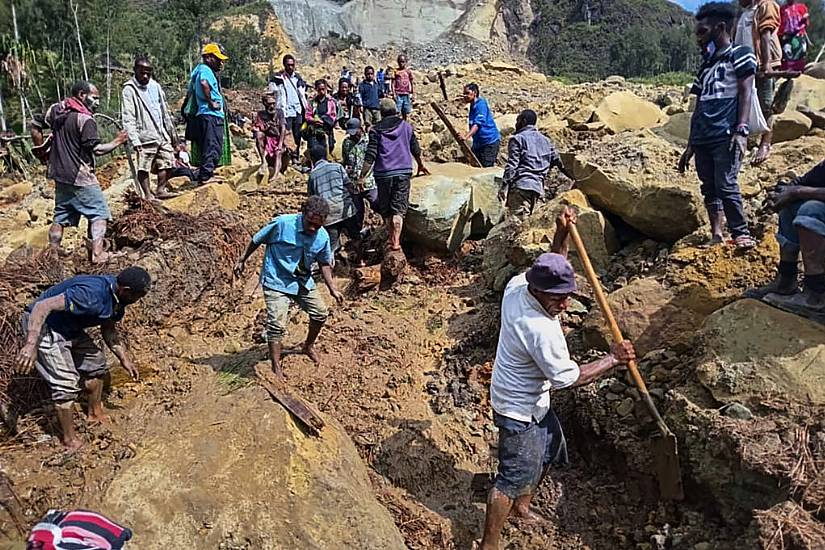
391, 55, 414, 121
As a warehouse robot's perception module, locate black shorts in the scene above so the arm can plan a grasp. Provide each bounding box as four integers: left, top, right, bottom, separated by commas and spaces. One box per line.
375, 175, 411, 218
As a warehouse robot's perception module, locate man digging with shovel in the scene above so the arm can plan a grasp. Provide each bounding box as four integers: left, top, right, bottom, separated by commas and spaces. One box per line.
479, 207, 636, 550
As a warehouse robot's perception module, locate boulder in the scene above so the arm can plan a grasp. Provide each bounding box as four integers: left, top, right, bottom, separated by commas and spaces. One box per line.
772, 110, 812, 143
495, 113, 519, 139
482, 190, 618, 290
101, 383, 406, 549
0, 182, 33, 202
6, 225, 50, 251
561, 132, 704, 242
784, 75, 825, 112
591, 91, 667, 134
654, 111, 691, 146
798, 105, 825, 129
696, 299, 825, 407
165, 183, 240, 214
804, 62, 825, 80
565, 105, 596, 127
404, 163, 504, 252
483, 61, 524, 75
605, 75, 626, 85
582, 278, 707, 356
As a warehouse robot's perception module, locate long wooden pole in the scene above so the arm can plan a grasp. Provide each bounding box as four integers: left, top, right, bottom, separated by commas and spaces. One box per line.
430, 101, 481, 167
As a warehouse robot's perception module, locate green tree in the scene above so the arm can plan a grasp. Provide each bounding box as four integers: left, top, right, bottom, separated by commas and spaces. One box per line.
610, 25, 666, 77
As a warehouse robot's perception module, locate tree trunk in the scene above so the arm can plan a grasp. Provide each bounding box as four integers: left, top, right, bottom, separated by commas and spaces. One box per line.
70, 0, 88, 81
0, 86, 7, 133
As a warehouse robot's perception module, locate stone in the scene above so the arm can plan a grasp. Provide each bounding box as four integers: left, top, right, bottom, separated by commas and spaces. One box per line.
583, 278, 707, 356
494, 113, 519, 139
404, 163, 504, 252
0, 182, 33, 202
616, 398, 635, 417
664, 104, 685, 116
804, 62, 825, 79
571, 121, 607, 132
482, 190, 618, 289
591, 91, 667, 134
483, 61, 524, 74
772, 110, 812, 143
102, 386, 405, 549
6, 225, 50, 251
696, 299, 825, 407
609, 379, 628, 393
721, 402, 754, 420
561, 132, 704, 242
605, 75, 626, 84
565, 105, 596, 127
165, 183, 240, 214
797, 105, 825, 130
784, 75, 825, 112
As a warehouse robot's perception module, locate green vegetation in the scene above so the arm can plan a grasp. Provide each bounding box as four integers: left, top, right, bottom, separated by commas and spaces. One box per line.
0, 0, 278, 132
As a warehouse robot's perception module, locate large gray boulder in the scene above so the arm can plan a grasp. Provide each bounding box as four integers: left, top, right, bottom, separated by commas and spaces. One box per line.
404, 163, 504, 252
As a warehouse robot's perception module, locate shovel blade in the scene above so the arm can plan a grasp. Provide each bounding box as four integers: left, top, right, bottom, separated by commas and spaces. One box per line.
652, 433, 684, 500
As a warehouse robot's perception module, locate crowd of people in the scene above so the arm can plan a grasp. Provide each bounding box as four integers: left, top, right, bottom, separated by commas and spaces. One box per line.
16, 2, 825, 547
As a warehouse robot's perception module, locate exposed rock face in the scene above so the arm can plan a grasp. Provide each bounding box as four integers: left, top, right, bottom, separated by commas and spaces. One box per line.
101, 381, 406, 549
696, 299, 825, 407
591, 91, 668, 134
561, 132, 704, 242
404, 163, 503, 252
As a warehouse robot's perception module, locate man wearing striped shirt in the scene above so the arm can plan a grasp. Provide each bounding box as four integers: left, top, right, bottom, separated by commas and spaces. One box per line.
679, 2, 757, 250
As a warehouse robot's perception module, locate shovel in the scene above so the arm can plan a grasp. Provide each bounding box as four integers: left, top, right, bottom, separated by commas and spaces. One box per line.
568, 223, 684, 500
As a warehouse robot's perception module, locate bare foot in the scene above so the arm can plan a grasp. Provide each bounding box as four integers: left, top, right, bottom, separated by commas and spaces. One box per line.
751, 144, 771, 166
91, 250, 126, 265
62, 437, 84, 452
155, 190, 181, 199
87, 411, 109, 425
302, 344, 320, 363
511, 506, 548, 525
272, 365, 286, 384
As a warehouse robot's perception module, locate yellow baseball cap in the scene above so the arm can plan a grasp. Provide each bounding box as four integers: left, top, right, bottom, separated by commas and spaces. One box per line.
202, 43, 229, 61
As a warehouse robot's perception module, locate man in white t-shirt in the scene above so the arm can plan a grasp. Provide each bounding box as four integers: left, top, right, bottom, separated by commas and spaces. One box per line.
479, 207, 636, 550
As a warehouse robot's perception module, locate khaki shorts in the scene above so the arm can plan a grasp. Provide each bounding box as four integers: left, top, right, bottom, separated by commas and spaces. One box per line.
362, 108, 382, 127
263, 286, 329, 342
506, 187, 540, 216
137, 141, 175, 174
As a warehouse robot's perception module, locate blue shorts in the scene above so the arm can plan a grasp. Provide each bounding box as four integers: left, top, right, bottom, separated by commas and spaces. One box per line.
493, 410, 568, 499
396, 94, 412, 115
54, 183, 111, 227
777, 199, 825, 251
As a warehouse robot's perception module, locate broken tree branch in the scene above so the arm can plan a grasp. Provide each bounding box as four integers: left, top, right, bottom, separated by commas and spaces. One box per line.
430, 101, 481, 168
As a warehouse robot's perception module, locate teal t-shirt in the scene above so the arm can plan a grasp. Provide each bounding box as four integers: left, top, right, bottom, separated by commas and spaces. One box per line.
190, 63, 224, 118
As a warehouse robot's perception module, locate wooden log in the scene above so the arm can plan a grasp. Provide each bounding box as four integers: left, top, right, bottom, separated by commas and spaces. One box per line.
255, 364, 325, 436
430, 101, 481, 167
438, 72, 448, 102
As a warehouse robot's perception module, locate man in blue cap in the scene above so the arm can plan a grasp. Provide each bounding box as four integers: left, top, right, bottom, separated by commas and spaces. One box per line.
479, 207, 636, 550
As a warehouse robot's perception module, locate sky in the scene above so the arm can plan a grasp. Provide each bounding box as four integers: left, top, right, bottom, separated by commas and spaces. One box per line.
669, 0, 702, 12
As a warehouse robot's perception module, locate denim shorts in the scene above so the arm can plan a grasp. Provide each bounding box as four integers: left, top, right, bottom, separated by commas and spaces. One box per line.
777, 199, 825, 251
493, 409, 568, 499
54, 183, 111, 227
396, 94, 412, 115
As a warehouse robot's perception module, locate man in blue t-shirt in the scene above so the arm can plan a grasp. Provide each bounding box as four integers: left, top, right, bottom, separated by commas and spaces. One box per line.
234, 196, 345, 381
189, 43, 228, 183
16, 267, 151, 450
463, 83, 501, 168
679, 2, 757, 250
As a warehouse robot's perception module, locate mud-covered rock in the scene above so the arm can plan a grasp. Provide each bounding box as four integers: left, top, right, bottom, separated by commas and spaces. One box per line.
404, 163, 503, 252
482, 189, 618, 290
101, 381, 406, 549
696, 299, 825, 407
591, 91, 667, 134
562, 132, 704, 242
582, 278, 707, 356
772, 110, 812, 143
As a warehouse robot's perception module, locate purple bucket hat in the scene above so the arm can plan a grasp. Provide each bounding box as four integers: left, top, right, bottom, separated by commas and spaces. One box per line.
525, 253, 577, 294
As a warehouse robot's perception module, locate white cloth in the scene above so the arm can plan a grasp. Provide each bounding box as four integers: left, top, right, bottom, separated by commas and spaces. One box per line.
277, 72, 306, 118
490, 273, 580, 423
735, 7, 756, 50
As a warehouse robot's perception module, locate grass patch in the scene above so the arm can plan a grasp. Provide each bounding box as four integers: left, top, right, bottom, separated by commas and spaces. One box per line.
629, 71, 694, 87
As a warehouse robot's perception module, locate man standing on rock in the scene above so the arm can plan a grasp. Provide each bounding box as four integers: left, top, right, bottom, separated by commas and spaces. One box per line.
274, 54, 309, 162
390, 55, 415, 121
234, 196, 345, 381
499, 109, 569, 216
480, 209, 636, 550
358, 66, 384, 128
122, 56, 179, 200
463, 83, 501, 168
734, 0, 782, 165
747, 160, 825, 314
359, 98, 429, 251
30, 80, 128, 264
678, 2, 758, 249
16, 267, 151, 450
187, 43, 229, 184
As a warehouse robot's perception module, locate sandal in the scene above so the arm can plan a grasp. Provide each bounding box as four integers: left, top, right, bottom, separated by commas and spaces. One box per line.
734, 235, 757, 250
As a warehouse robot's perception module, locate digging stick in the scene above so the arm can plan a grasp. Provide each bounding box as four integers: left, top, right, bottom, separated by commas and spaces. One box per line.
438, 71, 448, 101
568, 223, 684, 500
430, 101, 481, 167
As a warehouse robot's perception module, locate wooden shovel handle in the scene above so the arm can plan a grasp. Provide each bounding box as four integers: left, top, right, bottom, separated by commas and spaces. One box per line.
567, 222, 673, 437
